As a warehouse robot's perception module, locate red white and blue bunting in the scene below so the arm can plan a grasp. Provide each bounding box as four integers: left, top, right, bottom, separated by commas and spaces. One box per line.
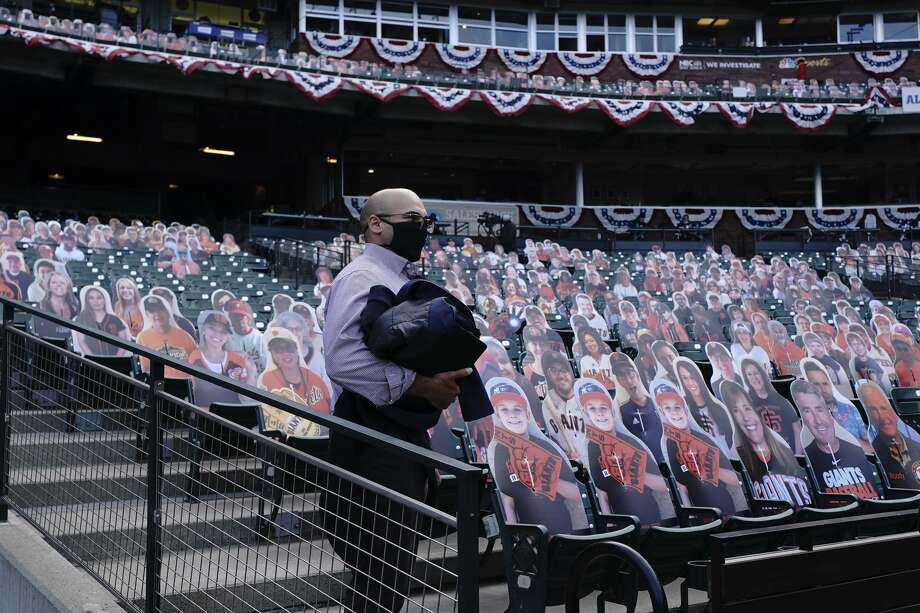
479, 90, 533, 117
781, 103, 836, 133
496, 49, 547, 74
286, 71, 344, 102
621, 53, 674, 77
344, 196, 367, 219
242, 65, 288, 80
658, 101, 710, 126
754, 102, 777, 113
538, 94, 594, 113
853, 50, 909, 75
349, 79, 410, 102
433, 43, 487, 71
594, 207, 653, 231
595, 99, 654, 127
414, 85, 473, 111
715, 101, 754, 128
521, 205, 582, 228
665, 208, 723, 229
879, 206, 920, 230
736, 208, 793, 230
848, 85, 897, 113
557, 52, 612, 76
370, 38, 425, 64
804, 208, 863, 230
304, 32, 360, 58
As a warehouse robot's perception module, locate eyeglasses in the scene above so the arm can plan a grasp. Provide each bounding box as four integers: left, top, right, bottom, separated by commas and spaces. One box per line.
376, 212, 435, 232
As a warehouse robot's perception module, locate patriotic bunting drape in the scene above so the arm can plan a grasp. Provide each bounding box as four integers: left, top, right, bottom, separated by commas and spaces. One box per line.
736, 208, 793, 230
805, 208, 863, 230
658, 101, 710, 126
594, 207, 653, 231
557, 52, 612, 76
369, 38, 425, 64
520, 205, 582, 227
433, 44, 487, 71
781, 103, 836, 132
414, 85, 473, 111
496, 49, 546, 73
304, 32, 360, 58
715, 102, 754, 128
595, 99, 654, 127
879, 206, 920, 229
621, 53, 674, 77
665, 208, 723, 229
479, 90, 533, 117
853, 50, 909, 75
2, 26, 912, 135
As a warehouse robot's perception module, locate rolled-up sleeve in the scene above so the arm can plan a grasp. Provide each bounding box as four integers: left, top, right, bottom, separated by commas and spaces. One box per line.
323, 269, 417, 407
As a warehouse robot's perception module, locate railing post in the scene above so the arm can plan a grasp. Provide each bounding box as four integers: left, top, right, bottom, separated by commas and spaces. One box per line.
145, 360, 165, 613
454, 469, 481, 613
0, 301, 13, 523
294, 240, 302, 288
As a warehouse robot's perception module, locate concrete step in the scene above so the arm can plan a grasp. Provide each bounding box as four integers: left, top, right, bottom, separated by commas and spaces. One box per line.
11, 407, 142, 434
8, 429, 201, 468
7, 456, 267, 507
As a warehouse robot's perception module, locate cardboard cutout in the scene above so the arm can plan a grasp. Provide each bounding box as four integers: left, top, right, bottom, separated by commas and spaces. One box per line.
792, 379, 882, 500
609, 352, 665, 464
720, 380, 812, 507
857, 380, 920, 490
189, 310, 258, 408
113, 277, 145, 338
540, 350, 584, 461
257, 326, 331, 439
486, 376, 590, 534
34, 270, 80, 339
674, 357, 736, 458
651, 378, 747, 517
136, 294, 197, 378
72, 286, 131, 356
738, 358, 803, 454
575, 379, 676, 524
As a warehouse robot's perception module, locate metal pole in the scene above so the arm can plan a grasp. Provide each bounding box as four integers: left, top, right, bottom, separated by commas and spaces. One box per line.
144, 361, 165, 613
453, 469, 481, 613
814, 165, 823, 210
0, 302, 13, 523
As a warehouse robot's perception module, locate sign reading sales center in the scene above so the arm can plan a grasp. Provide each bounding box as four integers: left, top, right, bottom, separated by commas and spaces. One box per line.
904, 87, 920, 114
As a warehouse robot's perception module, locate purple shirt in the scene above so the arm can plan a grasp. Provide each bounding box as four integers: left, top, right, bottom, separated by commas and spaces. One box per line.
323, 243, 417, 407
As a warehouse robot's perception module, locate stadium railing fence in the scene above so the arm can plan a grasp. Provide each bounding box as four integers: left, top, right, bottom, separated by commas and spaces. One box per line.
0, 297, 482, 613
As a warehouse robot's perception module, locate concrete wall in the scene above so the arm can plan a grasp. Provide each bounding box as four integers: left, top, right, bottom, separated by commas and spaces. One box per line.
0, 512, 122, 613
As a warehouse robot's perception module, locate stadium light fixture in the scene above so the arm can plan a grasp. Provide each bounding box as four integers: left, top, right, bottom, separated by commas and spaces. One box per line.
168, 183, 179, 189
200, 146, 236, 157
66, 133, 103, 143
778, 17, 796, 25
367, 168, 375, 174
48, 173, 64, 181
713, 18, 730, 26
325, 156, 338, 164
696, 18, 715, 26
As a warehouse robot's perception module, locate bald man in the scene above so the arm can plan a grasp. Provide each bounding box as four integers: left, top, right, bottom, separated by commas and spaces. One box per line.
322, 188, 472, 613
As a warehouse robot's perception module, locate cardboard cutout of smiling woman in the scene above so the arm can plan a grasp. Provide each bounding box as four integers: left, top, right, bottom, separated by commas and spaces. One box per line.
188, 310, 258, 408
651, 377, 747, 518
257, 326, 331, 439
791, 379, 882, 500
485, 376, 590, 535
857, 380, 920, 490
738, 358, 803, 454
575, 379, 676, 525
674, 357, 736, 458
720, 380, 812, 508
72, 286, 131, 356
136, 294, 198, 378
35, 270, 80, 338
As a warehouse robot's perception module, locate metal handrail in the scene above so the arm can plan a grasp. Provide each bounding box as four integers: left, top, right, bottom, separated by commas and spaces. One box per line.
0, 297, 477, 477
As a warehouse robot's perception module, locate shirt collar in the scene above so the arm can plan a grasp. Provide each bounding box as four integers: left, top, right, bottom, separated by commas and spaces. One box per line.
363, 243, 409, 274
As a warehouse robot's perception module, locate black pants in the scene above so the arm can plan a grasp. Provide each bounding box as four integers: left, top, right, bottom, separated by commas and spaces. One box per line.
322, 391, 433, 613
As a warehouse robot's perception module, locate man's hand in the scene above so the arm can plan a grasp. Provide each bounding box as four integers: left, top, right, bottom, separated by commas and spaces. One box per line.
409, 368, 473, 410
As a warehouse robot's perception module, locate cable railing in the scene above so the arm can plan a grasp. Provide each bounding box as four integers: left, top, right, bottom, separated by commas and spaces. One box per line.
0, 297, 482, 612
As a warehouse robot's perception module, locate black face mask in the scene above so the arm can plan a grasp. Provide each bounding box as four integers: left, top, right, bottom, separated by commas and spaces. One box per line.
381, 220, 428, 262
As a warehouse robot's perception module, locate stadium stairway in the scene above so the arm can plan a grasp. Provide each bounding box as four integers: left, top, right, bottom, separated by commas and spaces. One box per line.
7, 398, 504, 612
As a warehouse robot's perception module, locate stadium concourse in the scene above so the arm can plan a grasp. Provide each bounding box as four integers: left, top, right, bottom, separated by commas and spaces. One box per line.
0, 206, 919, 610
